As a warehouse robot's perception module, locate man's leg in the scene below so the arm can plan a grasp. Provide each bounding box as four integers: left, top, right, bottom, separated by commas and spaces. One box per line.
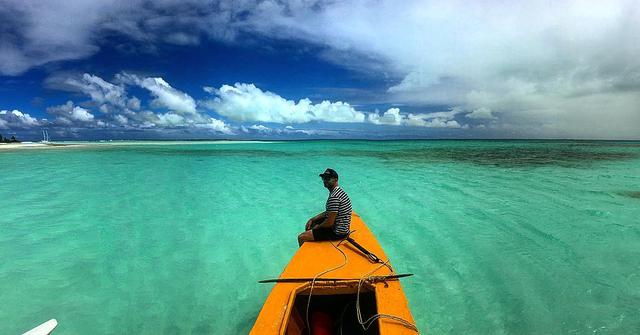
298, 230, 315, 246
299, 228, 339, 246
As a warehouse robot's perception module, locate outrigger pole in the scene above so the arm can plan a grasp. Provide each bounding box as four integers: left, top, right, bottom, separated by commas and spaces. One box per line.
258, 273, 413, 284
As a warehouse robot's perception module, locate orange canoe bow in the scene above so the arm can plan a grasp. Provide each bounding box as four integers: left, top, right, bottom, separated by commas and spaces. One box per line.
250, 212, 419, 334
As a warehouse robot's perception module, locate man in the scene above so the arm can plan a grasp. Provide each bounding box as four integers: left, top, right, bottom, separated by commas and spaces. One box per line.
298, 168, 352, 246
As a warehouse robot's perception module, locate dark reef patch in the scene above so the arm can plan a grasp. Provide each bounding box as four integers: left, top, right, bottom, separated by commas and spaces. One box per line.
129, 141, 640, 168
334, 147, 639, 168
619, 191, 640, 199
567, 141, 640, 148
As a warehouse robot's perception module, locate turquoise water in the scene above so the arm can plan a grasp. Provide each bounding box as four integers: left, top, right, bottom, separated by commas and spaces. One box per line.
1, 140, 639, 334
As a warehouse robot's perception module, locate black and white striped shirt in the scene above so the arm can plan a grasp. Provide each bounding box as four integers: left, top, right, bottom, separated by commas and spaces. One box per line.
326, 186, 352, 235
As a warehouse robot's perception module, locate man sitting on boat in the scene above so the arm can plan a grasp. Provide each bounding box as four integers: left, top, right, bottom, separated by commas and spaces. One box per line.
298, 168, 352, 246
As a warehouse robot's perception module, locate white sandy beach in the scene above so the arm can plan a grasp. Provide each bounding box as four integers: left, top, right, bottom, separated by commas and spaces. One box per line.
0, 140, 276, 151
0, 142, 84, 150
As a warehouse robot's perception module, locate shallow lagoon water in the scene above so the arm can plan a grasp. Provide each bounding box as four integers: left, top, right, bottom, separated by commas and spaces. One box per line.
1, 140, 639, 334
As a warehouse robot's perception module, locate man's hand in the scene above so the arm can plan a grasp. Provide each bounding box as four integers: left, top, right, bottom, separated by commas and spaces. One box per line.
305, 219, 313, 230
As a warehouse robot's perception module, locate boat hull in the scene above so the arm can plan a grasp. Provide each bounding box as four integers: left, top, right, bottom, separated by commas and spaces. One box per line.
250, 212, 417, 334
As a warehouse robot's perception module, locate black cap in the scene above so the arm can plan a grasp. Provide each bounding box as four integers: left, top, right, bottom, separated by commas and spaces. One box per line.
319, 168, 338, 179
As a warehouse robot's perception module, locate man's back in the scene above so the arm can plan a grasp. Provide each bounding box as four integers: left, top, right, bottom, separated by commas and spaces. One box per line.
326, 186, 352, 235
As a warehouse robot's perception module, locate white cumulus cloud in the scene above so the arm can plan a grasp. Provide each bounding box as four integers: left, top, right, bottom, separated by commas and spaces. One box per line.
155, 113, 186, 127
404, 115, 464, 129
127, 97, 141, 110
248, 124, 270, 133
43, 72, 234, 134
240, 124, 327, 136
0, 109, 42, 129
64, 73, 128, 107
466, 107, 496, 120
113, 114, 129, 125
368, 107, 467, 128
201, 83, 366, 124
368, 108, 403, 126
47, 101, 95, 125
117, 73, 197, 115
195, 117, 234, 135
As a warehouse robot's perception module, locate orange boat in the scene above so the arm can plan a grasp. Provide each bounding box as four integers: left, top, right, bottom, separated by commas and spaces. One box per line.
250, 212, 419, 334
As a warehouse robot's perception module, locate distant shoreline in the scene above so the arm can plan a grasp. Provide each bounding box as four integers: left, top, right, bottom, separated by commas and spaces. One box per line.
1, 138, 638, 151
0, 140, 275, 151
52, 138, 640, 142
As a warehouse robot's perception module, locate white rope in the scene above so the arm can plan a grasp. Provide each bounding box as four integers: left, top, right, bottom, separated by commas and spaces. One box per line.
305, 240, 348, 335
303, 238, 419, 334
356, 260, 420, 333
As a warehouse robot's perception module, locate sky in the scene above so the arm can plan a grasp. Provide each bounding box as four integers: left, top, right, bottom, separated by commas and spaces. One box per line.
1, 0, 639, 140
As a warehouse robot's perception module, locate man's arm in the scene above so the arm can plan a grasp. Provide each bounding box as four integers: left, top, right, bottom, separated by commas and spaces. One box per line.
314, 195, 339, 229
306, 211, 326, 230
314, 211, 337, 229
309, 212, 326, 222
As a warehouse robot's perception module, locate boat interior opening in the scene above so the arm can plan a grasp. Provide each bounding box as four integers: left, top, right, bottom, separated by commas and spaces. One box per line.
285, 284, 380, 335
